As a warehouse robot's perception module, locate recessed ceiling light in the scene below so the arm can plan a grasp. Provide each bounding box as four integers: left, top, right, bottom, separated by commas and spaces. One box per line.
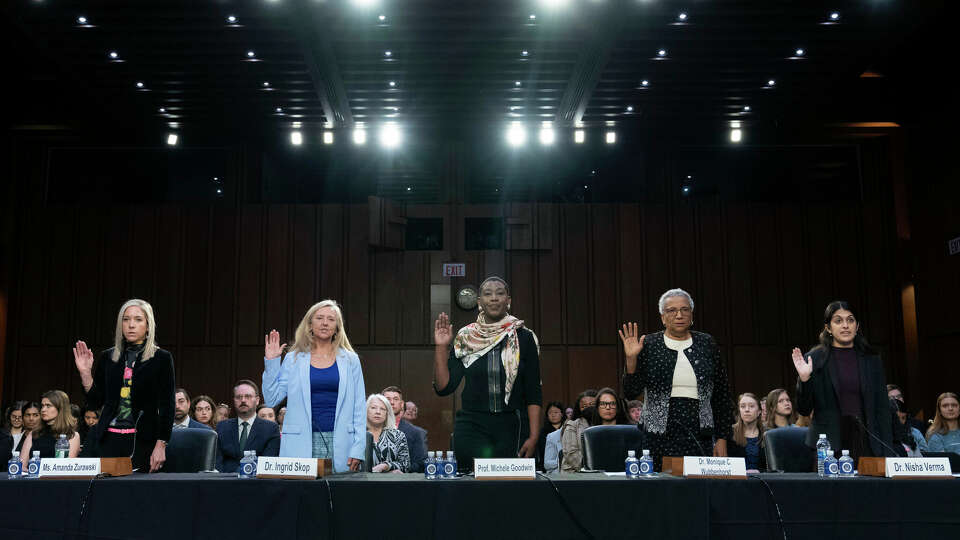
275, 107, 283, 113
574, 130, 585, 144
166, 133, 178, 146
539, 127, 555, 146
406, 187, 411, 192
730, 129, 743, 143
290, 131, 303, 146
135, 82, 144, 88
247, 51, 256, 58
743, 105, 751, 112
506, 123, 527, 147
795, 48, 805, 56
384, 50, 392, 57
515, 81, 522, 87
641, 79, 649, 87
767, 79, 776, 86
529, 14, 536, 20
263, 81, 270, 87
77, 16, 88, 25
353, 128, 367, 146
521, 50, 529, 57
323, 131, 334, 144
388, 81, 396, 87
227, 15, 237, 24
378, 14, 386, 22
830, 12, 840, 21
626, 106, 634, 112
379, 124, 402, 148
159, 107, 166, 113
606, 131, 617, 144
658, 49, 667, 57
108, 51, 118, 59
678, 12, 687, 21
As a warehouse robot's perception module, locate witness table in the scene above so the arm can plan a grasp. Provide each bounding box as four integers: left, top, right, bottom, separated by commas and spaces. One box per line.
1, 472, 956, 539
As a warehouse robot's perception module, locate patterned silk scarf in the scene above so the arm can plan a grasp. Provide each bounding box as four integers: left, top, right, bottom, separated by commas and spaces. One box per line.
453, 313, 538, 405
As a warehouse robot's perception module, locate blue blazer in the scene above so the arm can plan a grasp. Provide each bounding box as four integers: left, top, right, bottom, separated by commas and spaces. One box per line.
215, 416, 281, 473
262, 349, 366, 473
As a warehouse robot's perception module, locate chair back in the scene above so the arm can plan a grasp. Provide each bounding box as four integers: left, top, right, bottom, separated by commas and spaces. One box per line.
161, 427, 218, 473
364, 431, 374, 472
764, 426, 813, 472
581, 425, 645, 471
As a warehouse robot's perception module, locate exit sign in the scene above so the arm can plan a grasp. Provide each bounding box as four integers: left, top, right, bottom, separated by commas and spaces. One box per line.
442, 263, 465, 277
950, 236, 960, 256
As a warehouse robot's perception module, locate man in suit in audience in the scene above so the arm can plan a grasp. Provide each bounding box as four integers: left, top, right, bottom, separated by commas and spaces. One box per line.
216, 380, 280, 472
173, 388, 212, 430
383, 386, 428, 473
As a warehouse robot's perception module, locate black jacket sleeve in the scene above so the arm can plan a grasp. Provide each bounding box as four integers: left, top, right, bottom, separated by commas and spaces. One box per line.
710, 340, 734, 441
84, 350, 111, 411
154, 351, 176, 443
434, 347, 465, 396
519, 328, 543, 406
263, 421, 281, 457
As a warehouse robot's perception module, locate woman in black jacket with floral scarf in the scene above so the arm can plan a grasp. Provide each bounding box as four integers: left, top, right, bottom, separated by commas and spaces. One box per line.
620, 288, 734, 471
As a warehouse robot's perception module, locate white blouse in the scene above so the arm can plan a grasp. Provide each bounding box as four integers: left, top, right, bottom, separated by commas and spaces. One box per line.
665, 335, 698, 399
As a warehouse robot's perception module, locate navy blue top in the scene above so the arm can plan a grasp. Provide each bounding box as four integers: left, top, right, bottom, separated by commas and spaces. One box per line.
310, 363, 339, 433
744, 436, 761, 470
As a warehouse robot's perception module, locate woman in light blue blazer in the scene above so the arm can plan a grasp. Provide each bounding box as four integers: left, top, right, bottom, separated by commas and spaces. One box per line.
262, 300, 366, 472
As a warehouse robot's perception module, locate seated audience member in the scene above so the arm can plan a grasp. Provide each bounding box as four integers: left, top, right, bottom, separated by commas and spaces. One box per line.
3, 401, 26, 453
403, 401, 418, 422
21, 390, 80, 461
382, 386, 427, 473
537, 401, 566, 469
564, 407, 574, 420
257, 405, 276, 423
78, 406, 100, 445
277, 406, 286, 430
173, 389, 209, 430
560, 389, 597, 472
887, 384, 927, 434
216, 403, 231, 423
891, 399, 927, 457
926, 392, 960, 454
627, 400, 643, 426
16, 402, 42, 453
366, 394, 409, 473
564, 388, 631, 472
763, 388, 799, 430
543, 426, 563, 474
727, 393, 766, 472
760, 399, 767, 426
0, 429, 11, 461
190, 395, 217, 430
216, 380, 281, 472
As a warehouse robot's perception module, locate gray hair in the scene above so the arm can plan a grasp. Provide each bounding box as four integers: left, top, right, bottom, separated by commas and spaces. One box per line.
658, 288, 695, 315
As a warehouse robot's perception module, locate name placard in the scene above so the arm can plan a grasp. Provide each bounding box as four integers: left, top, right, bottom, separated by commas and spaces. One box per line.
474, 458, 536, 480
682, 456, 747, 478
38, 458, 101, 478
885, 458, 952, 478
256, 457, 327, 479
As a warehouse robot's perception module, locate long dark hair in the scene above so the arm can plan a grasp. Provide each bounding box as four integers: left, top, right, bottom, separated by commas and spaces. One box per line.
815, 300, 876, 354
3, 400, 26, 431
20, 401, 41, 432
543, 401, 565, 432
763, 388, 798, 429
572, 389, 598, 420
587, 388, 630, 426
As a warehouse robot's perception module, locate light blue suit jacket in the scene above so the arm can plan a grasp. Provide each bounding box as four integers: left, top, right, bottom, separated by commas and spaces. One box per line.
262, 349, 367, 473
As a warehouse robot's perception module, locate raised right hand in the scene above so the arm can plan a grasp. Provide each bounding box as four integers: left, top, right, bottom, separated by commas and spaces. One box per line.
73, 341, 94, 374
434, 312, 453, 347
265, 329, 287, 360
791, 347, 813, 382
618, 323, 645, 358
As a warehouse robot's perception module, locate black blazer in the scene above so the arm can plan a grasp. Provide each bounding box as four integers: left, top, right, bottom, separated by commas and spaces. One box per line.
82, 347, 176, 470
398, 419, 428, 473
0, 431, 12, 463
215, 417, 281, 473
795, 345, 894, 456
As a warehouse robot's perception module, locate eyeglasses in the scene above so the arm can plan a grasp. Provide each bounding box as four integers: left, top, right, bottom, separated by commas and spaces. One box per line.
234, 394, 257, 400
664, 307, 692, 316
597, 401, 618, 409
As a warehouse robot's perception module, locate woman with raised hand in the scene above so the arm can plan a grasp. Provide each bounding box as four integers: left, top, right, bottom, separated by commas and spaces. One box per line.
433, 276, 542, 472
792, 300, 894, 462
72, 299, 175, 472
619, 288, 734, 471
261, 300, 366, 472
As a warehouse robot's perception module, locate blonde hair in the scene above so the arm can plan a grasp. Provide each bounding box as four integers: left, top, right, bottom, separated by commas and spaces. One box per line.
366, 394, 395, 430
290, 300, 354, 355
111, 299, 158, 362
926, 392, 959, 439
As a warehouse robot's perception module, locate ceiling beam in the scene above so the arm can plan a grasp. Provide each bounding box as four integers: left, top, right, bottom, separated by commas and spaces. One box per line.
289, 1, 353, 127
555, 11, 625, 127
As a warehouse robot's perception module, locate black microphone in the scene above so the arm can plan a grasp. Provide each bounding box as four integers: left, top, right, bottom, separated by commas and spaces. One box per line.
853, 415, 900, 458
675, 420, 708, 456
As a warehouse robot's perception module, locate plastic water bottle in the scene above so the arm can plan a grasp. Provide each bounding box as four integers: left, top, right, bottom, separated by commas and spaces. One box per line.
838, 449, 855, 477
433, 450, 446, 479
823, 449, 838, 477
424, 451, 438, 479
639, 449, 655, 477
443, 451, 457, 479
55, 434, 69, 458
26, 451, 41, 479
238, 450, 257, 479
816, 434, 830, 477
625, 450, 640, 478
7, 451, 22, 479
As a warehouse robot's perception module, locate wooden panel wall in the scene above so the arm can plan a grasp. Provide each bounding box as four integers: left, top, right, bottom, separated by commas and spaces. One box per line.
3, 192, 905, 449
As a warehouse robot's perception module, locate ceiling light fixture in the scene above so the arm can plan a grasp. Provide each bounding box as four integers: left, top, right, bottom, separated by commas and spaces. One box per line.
605, 131, 617, 144
323, 131, 334, 145
766, 79, 776, 87
529, 14, 536, 20
384, 50, 392, 57
227, 15, 237, 24
678, 12, 687, 21
658, 49, 667, 57
795, 48, 805, 56
830, 12, 840, 21
353, 128, 367, 146
108, 51, 118, 59
743, 105, 751, 112
275, 107, 283, 113
539, 127, 555, 146
388, 81, 396, 87
136, 81, 144, 88
379, 123, 402, 148
290, 131, 303, 146
379, 14, 386, 22
730, 129, 743, 143
626, 106, 634, 112
574, 130, 585, 144
641, 79, 649, 87
247, 51, 256, 58
514, 81, 522, 87
77, 16, 88, 25
506, 123, 527, 147
159, 107, 166, 113
166, 133, 178, 146
263, 81, 270, 87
